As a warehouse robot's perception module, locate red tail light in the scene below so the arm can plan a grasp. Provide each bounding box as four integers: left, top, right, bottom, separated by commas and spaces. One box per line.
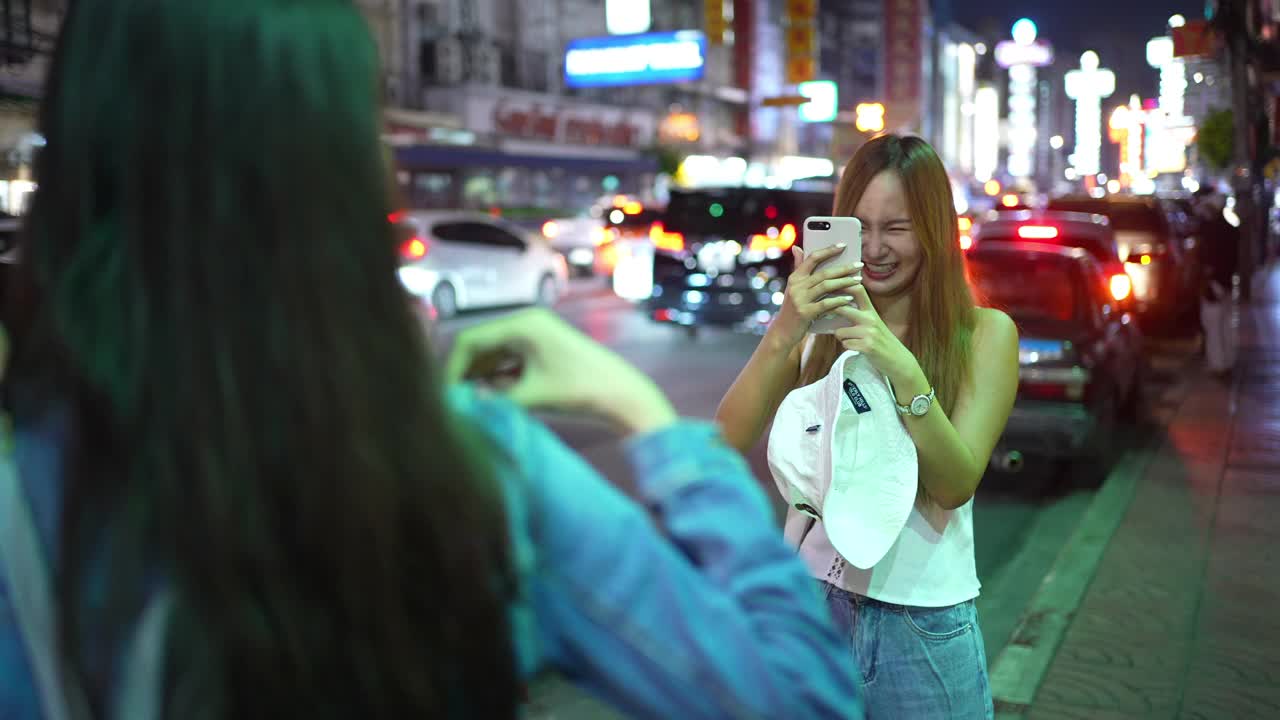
748, 223, 797, 253
650, 222, 685, 253
1017, 225, 1059, 239
1020, 382, 1074, 401
388, 211, 406, 224
1109, 273, 1132, 301
401, 237, 428, 260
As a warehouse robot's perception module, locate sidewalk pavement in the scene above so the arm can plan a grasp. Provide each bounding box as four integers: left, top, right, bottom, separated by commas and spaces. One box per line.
1021, 262, 1280, 719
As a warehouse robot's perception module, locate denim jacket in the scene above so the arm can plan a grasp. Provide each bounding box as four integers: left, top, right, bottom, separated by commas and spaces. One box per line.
0, 385, 864, 719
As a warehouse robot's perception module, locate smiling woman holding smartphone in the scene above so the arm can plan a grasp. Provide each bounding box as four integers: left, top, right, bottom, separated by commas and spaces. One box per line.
717, 134, 1019, 719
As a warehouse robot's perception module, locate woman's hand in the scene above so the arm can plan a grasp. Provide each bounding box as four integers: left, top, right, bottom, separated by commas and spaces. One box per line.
769, 245, 864, 349
831, 284, 925, 390
445, 308, 677, 436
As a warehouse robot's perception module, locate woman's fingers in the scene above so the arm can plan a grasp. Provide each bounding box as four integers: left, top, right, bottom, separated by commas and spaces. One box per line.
816, 295, 856, 313
848, 282, 876, 314
809, 260, 864, 285
797, 244, 847, 276
813, 275, 864, 296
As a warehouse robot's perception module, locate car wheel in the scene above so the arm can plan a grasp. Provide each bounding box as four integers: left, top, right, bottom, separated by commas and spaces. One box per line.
1070, 391, 1118, 488
432, 282, 458, 320
1119, 361, 1146, 423
537, 274, 558, 307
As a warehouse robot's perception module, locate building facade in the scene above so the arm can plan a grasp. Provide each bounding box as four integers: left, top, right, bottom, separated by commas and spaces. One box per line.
375, 0, 765, 213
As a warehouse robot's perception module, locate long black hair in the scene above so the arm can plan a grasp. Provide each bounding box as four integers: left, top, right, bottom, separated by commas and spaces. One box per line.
6, 0, 518, 716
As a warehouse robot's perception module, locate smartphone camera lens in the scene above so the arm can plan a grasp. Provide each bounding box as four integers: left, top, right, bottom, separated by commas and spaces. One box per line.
807, 221, 831, 231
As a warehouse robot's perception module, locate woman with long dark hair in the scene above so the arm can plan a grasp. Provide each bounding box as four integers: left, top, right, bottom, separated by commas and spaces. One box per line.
0, 1, 862, 718
717, 135, 1019, 718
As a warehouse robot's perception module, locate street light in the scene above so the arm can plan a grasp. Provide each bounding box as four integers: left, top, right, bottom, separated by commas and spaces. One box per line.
855, 103, 886, 133
1050, 135, 1064, 149
1168, 14, 1186, 28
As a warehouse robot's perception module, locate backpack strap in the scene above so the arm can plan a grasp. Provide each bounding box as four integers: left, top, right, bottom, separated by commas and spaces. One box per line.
0, 431, 172, 720
0, 443, 92, 720
112, 588, 173, 720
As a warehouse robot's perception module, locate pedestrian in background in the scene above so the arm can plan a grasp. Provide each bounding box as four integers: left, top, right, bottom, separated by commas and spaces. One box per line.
717, 135, 1019, 719
1193, 187, 1240, 379
0, 1, 864, 718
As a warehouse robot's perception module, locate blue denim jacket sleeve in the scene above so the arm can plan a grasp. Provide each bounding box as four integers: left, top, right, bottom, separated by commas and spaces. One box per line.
450, 385, 863, 720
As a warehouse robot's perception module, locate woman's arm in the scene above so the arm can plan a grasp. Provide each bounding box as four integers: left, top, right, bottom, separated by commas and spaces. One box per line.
714, 329, 803, 453
882, 308, 1019, 508
457, 387, 864, 720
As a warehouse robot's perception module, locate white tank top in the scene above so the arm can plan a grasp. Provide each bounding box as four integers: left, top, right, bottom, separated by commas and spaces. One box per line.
783, 500, 980, 607
782, 336, 981, 607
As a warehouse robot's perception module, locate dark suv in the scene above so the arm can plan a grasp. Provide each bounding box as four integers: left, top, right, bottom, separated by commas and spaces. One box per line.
1045, 195, 1198, 326
969, 241, 1144, 481
647, 187, 833, 337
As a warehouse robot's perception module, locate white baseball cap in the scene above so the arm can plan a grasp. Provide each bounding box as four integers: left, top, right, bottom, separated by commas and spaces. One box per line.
767, 350, 918, 569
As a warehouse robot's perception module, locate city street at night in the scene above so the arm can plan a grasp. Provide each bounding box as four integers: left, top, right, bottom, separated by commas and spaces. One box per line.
6, 0, 1280, 717
433, 275, 1224, 719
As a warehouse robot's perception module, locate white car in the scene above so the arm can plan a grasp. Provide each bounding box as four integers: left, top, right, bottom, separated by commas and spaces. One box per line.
393, 211, 569, 319
542, 214, 608, 277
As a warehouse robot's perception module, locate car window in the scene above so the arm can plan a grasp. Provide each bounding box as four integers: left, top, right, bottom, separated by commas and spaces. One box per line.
977, 225, 1120, 265
968, 252, 1083, 325
663, 189, 833, 238
432, 221, 526, 251
484, 222, 529, 251
1059, 233, 1120, 264
432, 221, 487, 245
1046, 199, 1167, 236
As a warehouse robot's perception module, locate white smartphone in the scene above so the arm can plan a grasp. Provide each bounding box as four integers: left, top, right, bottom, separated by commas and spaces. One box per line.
802, 216, 862, 334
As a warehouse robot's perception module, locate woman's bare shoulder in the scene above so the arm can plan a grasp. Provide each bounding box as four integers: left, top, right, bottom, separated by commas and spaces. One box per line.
971, 306, 1018, 356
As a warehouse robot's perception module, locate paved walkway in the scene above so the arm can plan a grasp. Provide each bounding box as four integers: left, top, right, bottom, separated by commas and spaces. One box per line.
1026, 262, 1280, 719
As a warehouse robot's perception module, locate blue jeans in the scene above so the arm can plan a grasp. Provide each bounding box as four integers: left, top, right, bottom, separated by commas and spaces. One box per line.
820, 582, 993, 719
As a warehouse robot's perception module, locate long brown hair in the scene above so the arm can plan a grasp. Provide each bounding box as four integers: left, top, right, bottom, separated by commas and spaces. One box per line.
798, 135, 976, 417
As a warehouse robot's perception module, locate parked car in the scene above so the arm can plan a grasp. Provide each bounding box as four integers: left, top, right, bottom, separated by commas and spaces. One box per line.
967, 241, 1144, 480
970, 210, 1135, 312
541, 212, 608, 278
646, 186, 834, 337
393, 211, 569, 319
1045, 194, 1199, 326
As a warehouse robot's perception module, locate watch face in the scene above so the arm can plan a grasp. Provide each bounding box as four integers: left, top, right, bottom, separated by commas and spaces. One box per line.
910, 396, 931, 416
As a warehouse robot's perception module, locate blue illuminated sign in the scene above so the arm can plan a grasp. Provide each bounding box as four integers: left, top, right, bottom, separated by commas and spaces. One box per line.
564, 31, 707, 88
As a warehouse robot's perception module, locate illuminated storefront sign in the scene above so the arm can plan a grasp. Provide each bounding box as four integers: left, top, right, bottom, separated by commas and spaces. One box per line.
1065, 51, 1116, 177
798, 80, 838, 122
1004, 20, 1045, 179
565, 31, 707, 88
1146, 37, 1187, 122
973, 86, 1000, 182
883, 0, 924, 128
1144, 35, 1190, 174
994, 40, 1053, 69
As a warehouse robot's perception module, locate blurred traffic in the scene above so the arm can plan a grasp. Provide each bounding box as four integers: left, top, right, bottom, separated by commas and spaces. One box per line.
1, 0, 1271, 529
